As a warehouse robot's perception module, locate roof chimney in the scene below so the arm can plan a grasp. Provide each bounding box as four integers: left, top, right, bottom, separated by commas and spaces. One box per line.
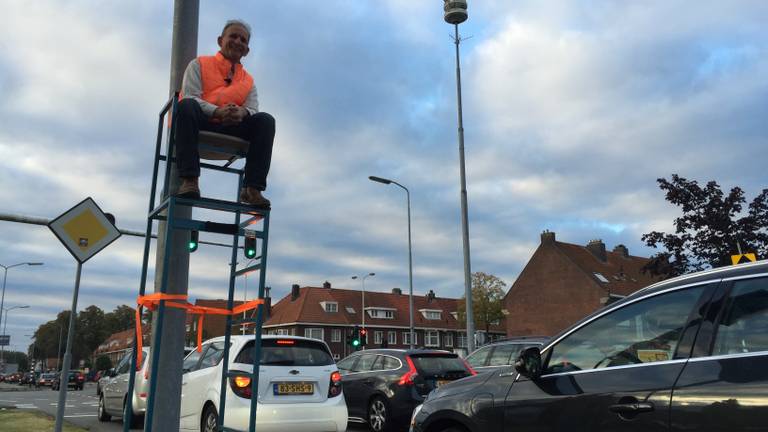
586, 239, 607, 262
392, 288, 402, 295
541, 230, 556, 244
613, 244, 629, 258
291, 284, 300, 301
265, 286, 272, 317
322, 281, 331, 289
426, 289, 436, 303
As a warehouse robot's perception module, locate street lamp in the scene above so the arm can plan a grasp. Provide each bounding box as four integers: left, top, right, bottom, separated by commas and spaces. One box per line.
0, 263, 43, 349
368, 176, 415, 349
442, 0, 475, 353
351, 272, 375, 329
0, 305, 30, 365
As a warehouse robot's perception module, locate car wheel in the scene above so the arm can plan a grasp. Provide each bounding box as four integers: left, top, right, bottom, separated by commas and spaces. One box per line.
368, 396, 391, 432
201, 404, 218, 432
98, 395, 111, 422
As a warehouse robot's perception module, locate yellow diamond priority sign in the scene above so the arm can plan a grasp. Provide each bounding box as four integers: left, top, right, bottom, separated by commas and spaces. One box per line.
731, 253, 757, 266
49, 197, 121, 263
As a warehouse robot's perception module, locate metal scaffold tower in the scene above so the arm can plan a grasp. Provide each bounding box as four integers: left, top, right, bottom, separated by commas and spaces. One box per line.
124, 94, 270, 432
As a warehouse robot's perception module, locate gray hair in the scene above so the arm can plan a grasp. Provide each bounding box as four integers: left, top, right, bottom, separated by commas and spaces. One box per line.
222, 19, 251, 39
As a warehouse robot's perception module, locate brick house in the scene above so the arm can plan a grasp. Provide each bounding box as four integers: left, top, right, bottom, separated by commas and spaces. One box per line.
263, 282, 506, 360
504, 231, 660, 337
93, 328, 150, 367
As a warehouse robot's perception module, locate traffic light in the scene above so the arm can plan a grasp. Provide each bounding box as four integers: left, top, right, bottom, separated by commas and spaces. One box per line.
359, 328, 368, 346
244, 235, 257, 259
188, 230, 199, 252
351, 326, 361, 348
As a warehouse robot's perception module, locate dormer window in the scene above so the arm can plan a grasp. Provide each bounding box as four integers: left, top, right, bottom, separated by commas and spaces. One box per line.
450, 312, 458, 320
320, 301, 338, 313
345, 306, 356, 314
365, 307, 395, 319
420, 309, 442, 320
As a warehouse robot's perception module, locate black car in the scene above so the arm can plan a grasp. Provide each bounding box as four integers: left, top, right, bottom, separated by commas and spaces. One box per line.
411, 260, 768, 432
465, 336, 548, 374
339, 348, 475, 432
51, 371, 85, 391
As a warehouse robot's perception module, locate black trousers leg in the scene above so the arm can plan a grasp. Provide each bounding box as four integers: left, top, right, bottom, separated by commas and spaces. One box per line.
174, 98, 210, 178
220, 112, 276, 191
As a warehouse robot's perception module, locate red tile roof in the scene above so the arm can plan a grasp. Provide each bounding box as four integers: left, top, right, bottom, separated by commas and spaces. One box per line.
264, 286, 505, 332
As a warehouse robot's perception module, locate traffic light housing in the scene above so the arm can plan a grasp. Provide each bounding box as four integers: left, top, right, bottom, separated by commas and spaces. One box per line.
351, 326, 361, 349
359, 328, 368, 346
244, 235, 257, 259
188, 230, 199, 252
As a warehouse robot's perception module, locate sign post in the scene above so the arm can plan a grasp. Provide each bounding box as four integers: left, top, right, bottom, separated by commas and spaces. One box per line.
48, 197, 121, 432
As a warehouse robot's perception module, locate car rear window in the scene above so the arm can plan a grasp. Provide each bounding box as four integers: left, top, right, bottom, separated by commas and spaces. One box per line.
235, 339, 334, 366
410, 354, 468, 377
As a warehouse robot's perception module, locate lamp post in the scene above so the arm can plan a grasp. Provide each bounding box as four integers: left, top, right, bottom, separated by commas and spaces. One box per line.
56, 324, 63, 371
351, 273, 375, 348
0, 305, 30, 365
368, 176, 415, 349
442, 0, 475, 353
0, 262, 43, 367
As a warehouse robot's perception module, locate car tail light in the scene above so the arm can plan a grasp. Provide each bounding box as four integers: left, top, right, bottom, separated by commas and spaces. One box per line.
229, 373, 252, 399
462, 359, 477, 376
398, 356, 419, 386
327, 371, 342, 398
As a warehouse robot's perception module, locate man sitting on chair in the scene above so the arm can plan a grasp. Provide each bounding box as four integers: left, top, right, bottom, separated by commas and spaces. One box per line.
175, 19, 275, 207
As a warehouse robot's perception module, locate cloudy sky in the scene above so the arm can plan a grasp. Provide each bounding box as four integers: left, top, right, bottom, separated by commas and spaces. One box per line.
0, 0, 766, 354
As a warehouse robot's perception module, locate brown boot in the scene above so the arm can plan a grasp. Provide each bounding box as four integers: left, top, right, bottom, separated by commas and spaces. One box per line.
240, 187, 270, 208
177, 177, 200, 199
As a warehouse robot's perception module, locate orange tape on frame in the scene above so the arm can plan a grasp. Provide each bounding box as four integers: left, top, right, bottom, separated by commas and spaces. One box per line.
134, 294, 264, 370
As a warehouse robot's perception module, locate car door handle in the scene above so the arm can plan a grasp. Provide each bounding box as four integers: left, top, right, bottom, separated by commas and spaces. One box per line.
609, 402, 654, 414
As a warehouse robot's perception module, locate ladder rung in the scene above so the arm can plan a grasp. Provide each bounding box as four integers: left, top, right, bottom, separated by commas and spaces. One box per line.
235, 263, 262, 277
232, 317, 261, 326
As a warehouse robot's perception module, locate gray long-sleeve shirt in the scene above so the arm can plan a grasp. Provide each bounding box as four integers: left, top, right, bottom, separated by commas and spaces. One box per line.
180, 58, 259, 117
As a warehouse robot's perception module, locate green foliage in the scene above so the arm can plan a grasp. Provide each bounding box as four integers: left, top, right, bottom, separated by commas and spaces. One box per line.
95, 355, 112, 371
642, 174, 768, 278
456, 272, 507, 333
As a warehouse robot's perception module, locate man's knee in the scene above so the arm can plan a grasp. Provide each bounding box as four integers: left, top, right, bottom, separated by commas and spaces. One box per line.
246, 112, 276, 130
177, 98, 202, 118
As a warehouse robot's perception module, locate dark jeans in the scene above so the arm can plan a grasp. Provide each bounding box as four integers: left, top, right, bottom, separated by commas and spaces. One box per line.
175, 98, 275, 190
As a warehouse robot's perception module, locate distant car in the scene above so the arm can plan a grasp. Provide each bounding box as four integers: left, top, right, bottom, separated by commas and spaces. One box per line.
51, 371, 85, 390
464, 336, 548, 374
338, 348, 476, 432
411, 260, 768, 432
98, 348, 149, 428
38, 372, 56, 387
96, 368, 114, 396
178, 335, 347, 432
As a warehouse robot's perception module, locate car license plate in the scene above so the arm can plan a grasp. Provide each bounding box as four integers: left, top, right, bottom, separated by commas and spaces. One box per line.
436, 380, 450, 387
274, 382, 314, 395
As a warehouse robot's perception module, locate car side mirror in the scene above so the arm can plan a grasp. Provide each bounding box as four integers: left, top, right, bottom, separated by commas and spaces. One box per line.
108, 368, 117, 378
515, 347, 543, 379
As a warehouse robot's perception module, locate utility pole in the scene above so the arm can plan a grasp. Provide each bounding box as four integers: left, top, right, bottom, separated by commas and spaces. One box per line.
146, 1, 198, 431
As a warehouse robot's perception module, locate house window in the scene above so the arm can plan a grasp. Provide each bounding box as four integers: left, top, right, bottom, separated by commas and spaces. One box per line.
420, 309, 442, 320
403, 331, 418, 346
332, 329, 342, 342
367, 309, 395, 319
374, 331, 384, 344
457, 333, 467, 348
276, 328, 290, 336
322, 302, 338, 313
346, 307, 356, 314
304, 328, 324, 340
444, 333, 454, 347
450, 312, 459, 320
388, 332, 397, 345
425, 331, 439, 347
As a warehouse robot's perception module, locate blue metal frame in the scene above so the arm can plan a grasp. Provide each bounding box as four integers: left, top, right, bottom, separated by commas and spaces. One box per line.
125, 95, 269, 432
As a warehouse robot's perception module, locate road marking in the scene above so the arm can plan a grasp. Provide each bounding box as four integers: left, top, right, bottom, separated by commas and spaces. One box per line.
0, 400, 17, 403
15, 404, 37, 409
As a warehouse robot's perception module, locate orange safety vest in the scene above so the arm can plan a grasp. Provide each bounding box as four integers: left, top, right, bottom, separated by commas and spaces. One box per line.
198, 52, 254, 107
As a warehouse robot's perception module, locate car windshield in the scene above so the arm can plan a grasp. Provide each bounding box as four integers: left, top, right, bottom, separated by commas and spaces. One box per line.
235, 339, 334, 366
410, 354, 468, 376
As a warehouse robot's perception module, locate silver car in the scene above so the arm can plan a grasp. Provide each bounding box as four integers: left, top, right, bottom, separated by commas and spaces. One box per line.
98, 348, 150, 428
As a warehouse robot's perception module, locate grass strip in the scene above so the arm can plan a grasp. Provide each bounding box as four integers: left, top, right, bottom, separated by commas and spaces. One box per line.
0, 408, 87, 431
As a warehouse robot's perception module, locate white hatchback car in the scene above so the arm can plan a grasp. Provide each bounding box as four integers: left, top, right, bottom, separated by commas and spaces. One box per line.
179, 335, 347, 432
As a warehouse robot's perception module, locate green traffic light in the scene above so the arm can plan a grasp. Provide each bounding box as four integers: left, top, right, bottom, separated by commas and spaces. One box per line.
352, 340, 360, 347
245, 248, 256, 259
189, 230, 199, 252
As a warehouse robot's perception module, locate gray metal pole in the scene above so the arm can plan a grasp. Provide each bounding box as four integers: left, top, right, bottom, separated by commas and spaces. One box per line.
54, 262, 82, 432
0, 267, 7, 367
405, 187, 415, 349
56, 325, 62, 371
453, 23, 475, 353
148, 1, 198, 431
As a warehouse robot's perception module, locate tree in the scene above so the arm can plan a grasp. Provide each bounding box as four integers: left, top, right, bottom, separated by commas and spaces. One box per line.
457, 272, 507, 336
95, 355, 113, 371
104, 305, 135, 334
642, 174, 768, 278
